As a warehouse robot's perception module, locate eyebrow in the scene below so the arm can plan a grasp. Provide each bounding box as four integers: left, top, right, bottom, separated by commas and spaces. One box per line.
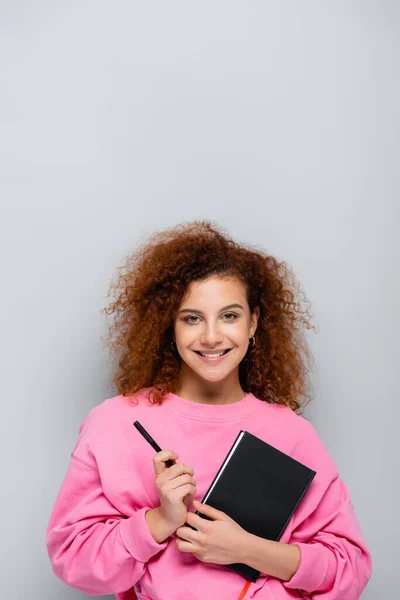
179, 303, 244, 315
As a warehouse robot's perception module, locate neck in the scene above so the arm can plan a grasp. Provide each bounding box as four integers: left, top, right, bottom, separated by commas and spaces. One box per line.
175, 366, 246, 405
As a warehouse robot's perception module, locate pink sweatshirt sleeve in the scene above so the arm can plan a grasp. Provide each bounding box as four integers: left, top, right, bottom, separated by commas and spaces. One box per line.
283, 422, 372, 598
46, 441, 167, 594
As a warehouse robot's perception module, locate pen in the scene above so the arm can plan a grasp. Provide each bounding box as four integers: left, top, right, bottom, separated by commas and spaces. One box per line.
133, 420, 176, 468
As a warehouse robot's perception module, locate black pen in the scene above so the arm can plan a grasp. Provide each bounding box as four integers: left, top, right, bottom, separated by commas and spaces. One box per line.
133, 421, 176, 468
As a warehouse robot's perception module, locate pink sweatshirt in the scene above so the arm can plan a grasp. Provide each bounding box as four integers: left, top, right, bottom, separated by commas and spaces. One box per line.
46, 389, 371, 600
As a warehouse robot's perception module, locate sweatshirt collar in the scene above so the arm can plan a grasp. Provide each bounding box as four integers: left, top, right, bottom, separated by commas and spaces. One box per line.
163, 391, 259, 422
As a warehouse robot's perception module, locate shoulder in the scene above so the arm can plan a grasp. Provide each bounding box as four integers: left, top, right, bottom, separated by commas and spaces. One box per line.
251, 397, 310, 436
72, 388, 162, 457
292, 413, 338, 475
252, 398, 338, 480
83, 387, 160, 426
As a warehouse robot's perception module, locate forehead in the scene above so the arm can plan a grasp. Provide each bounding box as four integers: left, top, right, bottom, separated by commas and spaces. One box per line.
181, 276, 248, 306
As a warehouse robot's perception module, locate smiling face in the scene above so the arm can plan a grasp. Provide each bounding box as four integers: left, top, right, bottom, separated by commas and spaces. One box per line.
173, 275, 259, 393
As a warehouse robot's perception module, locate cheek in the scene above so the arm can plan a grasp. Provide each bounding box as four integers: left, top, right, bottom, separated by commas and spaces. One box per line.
175, 324, 193, 346
232, 322, 251, 342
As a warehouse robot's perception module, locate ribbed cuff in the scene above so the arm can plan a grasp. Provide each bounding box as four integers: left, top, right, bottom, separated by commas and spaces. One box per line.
283, 543, 336, 594
119, 507, 168, 563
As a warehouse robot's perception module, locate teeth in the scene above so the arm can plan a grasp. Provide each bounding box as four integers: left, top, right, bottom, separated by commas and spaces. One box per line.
199, 351, 226, 358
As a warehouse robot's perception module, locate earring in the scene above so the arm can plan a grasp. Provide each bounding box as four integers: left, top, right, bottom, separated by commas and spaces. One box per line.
171, 340, 176, 350
249, 336, 256, 346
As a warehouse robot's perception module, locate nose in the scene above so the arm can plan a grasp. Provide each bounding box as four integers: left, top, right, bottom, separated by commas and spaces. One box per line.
199, 321, 224, 347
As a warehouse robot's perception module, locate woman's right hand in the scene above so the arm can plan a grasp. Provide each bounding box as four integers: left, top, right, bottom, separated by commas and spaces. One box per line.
145, 449, 196, 543
154, 449, 196, 529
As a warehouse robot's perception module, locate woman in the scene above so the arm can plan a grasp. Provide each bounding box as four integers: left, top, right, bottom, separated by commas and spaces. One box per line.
46, 221, 371, 600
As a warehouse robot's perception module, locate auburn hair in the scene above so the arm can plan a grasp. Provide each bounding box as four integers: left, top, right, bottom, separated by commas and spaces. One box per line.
102, 221, 315, 413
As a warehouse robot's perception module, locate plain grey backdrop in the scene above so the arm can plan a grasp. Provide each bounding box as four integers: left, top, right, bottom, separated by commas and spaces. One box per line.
1, 1, 399, 598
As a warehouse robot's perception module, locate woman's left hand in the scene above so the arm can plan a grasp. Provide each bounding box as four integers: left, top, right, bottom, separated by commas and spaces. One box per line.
175, 499, 248, 565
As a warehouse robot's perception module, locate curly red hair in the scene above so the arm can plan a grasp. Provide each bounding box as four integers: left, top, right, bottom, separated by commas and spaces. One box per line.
102, 221, 315, 413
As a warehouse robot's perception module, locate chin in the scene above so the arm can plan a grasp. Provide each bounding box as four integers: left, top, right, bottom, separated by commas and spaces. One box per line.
193, 364, 241, 383
197, 372, 229, 383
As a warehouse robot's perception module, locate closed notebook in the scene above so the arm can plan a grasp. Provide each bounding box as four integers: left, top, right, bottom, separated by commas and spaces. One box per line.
196, 430, 316, 582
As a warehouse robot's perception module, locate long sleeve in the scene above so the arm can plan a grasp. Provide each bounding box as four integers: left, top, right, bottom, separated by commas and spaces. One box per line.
282, 422, 372, 598
46, 455, 168, 595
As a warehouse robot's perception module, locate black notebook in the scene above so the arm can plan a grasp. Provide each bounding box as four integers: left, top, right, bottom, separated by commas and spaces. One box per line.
196, 430, 316, 582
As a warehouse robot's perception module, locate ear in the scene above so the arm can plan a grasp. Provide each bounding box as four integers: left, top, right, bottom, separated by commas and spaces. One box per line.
250, 306, 260, 337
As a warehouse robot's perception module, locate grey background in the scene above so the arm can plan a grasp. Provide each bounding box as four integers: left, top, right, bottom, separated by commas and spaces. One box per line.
1, 1, 398, 598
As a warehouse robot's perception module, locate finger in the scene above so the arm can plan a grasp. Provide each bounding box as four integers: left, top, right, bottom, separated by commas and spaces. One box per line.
169, 474, 196, 490
176, 525, 200, 542
183, 487, 197, 508
162, 462, 195, 481
168, 483, 196, 501
185, 511, 205, 530
192, 499, 225, 520
153, 450, 179, 475
162, 484, 196, 506
176, 537, 196, 553
186, 486, 197, 500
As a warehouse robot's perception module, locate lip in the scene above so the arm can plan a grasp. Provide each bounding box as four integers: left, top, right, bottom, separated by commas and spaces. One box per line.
194, 349, 233, 364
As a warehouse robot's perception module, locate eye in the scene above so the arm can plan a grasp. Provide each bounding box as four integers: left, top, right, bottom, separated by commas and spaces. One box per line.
184, 315, 201, 324
222, 312, 238, 321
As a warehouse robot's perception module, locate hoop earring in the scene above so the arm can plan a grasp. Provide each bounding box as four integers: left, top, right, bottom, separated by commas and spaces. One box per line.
249, 336, 256, 346
171, 341, 176, 350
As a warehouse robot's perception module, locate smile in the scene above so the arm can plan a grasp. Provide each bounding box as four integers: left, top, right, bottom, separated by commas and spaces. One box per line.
194, 349, 232, 362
